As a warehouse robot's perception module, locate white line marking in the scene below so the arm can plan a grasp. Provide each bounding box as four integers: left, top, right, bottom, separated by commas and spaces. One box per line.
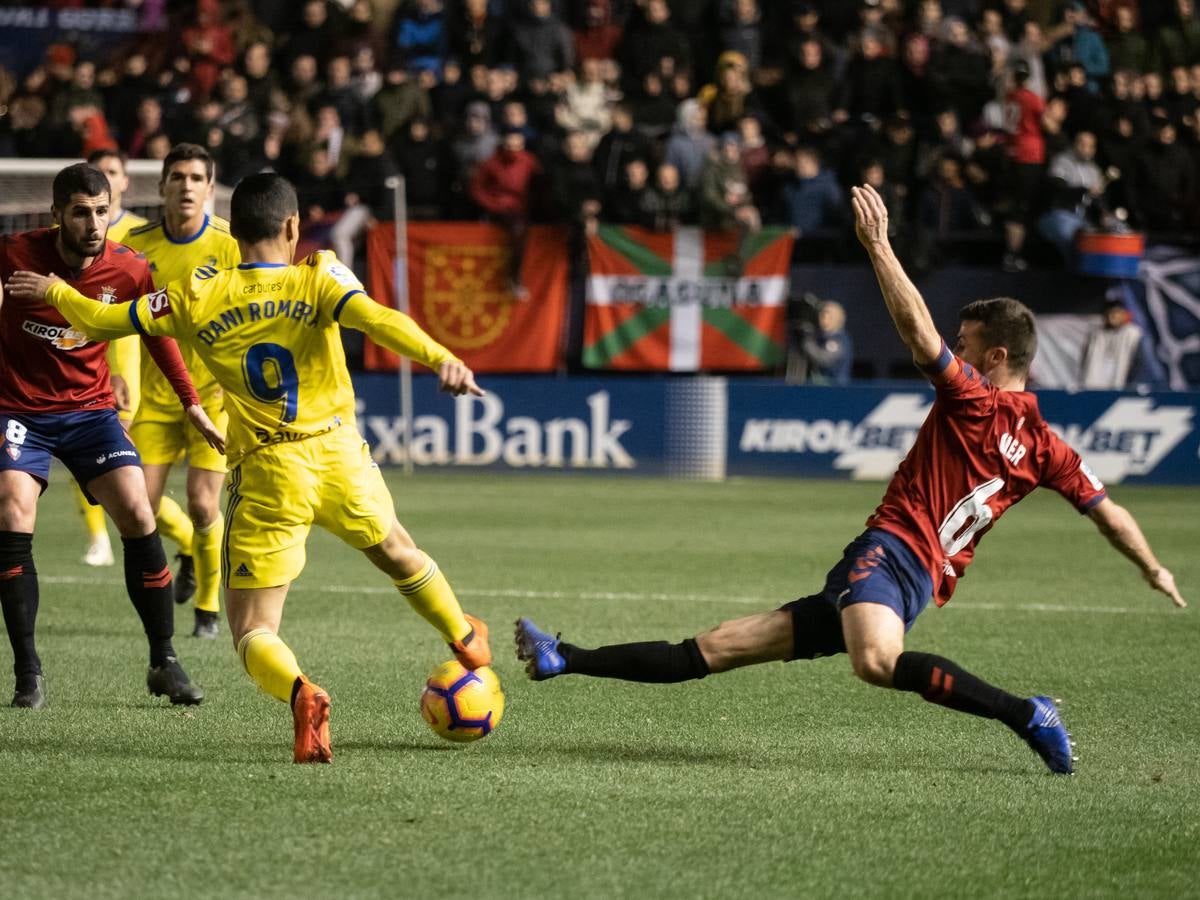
41, 575, 1162, 615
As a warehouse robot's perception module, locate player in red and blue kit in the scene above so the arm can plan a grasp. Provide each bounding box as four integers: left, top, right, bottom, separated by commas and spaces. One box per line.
0, 163, 223, 709
514, 184, 1187, 775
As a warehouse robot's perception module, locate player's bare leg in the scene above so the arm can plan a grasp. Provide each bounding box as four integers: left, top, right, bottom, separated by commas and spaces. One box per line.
142, 461, 195, 606
185, 465, 225, 638
227, 584, 331, 764
361, 519, 491, 669
693, 610, 794, 673
88, 465, 203, 705
0, 470, 45, 708
839, 601, 1075, 773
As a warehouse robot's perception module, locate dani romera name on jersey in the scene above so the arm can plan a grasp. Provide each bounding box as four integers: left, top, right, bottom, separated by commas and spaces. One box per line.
195, 295, 321, 347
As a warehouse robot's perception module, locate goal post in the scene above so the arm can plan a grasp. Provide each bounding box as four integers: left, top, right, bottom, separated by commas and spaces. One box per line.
0, 157, 232, 232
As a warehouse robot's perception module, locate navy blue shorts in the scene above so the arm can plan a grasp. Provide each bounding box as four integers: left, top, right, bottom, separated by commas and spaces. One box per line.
0, 409, 140, 503
781, 528, 934, 661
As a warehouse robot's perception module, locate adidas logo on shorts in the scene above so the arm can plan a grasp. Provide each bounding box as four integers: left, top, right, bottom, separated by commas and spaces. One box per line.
234, 563, 252, 577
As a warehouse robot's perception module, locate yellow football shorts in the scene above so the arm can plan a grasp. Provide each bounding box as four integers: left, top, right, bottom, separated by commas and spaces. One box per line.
130, 399, 229, 473
222, 426, 395, 589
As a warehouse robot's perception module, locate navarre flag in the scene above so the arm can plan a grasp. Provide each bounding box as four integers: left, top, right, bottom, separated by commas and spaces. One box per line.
366, 222, 569, 372
584, 225, 793, 371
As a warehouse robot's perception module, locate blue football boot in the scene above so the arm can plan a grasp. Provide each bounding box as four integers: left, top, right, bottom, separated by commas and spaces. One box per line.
514, 618, 566, 681
1023, 695, 1075, 775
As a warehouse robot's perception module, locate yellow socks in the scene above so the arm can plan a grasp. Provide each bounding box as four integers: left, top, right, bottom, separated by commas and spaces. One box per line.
193, 514, 223, 613
76, 485, 108, 540
394, 555, 472, 644
156, 495, 194, 556
237, 628, 303, 703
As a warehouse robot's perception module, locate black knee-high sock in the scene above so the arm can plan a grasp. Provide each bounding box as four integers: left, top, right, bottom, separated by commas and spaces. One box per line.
893, 651, 1034, 733
0, 531, 41, 678
121, 532, 176, 667
559, 638, 710, 683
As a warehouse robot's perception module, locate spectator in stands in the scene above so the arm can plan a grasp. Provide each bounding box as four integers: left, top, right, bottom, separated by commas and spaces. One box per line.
125, 97, 164, 158
1011, 21, 1048, 98
450, 0, 505, 70
288, 54, 324, 112
557, 58, 613, 148
548, 129, 603, 229
698, 51, 758, 135
331, 129, 397, 273
470, 127, 543, 294
899, 33, 936, 123
1165, 66, 1199, 125
930, 16, 992, 127
665, 99, 715, 189
605, 158, 651, 225
183, 0, 235, 103
699, 132, 755, 230
1047, 2, 1110, 92
620, 0, 691, 89
295, 147, 346, 221
630, 71, 678, 138
720, 0, 763, 71
594, 102, 653, 195
834, 27, 902, 128
1108, 6, 1152, 74
1039, 130, 1105, 262
785, 38, 836, 140
1079, 298, 1145, 389
396, 0, 447, 73
51, 61, 105, 128
779, 146, 844, 239
1133, 117, 1195, 230
285, 1, 338, 67
575, 0, 624, 62
919, 155, 984, 236
793, 298, 853, 386
510, 0, 576, 82
1002, 60, 1044, 271
1154, 0, 1200, 73
374, 61, 432, 144
431, 58, 472, 132
395, 117, 447, 220
738, 114, 769, 196
917, 108, 974, 181
242, 41, 279, 122
320, 56, 366, 136
641, 162, 694, 231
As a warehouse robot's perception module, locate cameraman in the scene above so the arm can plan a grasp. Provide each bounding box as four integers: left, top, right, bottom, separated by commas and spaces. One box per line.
788, 296, 852, 385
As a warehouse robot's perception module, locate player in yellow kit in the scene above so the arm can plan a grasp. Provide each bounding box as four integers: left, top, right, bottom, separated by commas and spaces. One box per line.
124, 144, 240, 637
11, 173, 493, 763
73, 149, 150, 567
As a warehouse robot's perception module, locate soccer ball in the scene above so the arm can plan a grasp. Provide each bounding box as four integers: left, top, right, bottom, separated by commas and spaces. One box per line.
420, 661, 505, 743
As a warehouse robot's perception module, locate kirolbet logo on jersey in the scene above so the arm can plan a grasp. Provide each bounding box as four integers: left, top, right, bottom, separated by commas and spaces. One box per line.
22, 319, 91, 350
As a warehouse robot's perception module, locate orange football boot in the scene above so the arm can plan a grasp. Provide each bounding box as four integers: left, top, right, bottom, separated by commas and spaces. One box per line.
291, 676, 332, 764
449, 614, 492, 669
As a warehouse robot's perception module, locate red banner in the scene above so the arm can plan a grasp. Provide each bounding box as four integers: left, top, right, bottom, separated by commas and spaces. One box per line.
365, 222, 569, 372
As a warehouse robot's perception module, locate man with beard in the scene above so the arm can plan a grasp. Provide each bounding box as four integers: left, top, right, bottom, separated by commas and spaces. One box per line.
0, 163, 218, 709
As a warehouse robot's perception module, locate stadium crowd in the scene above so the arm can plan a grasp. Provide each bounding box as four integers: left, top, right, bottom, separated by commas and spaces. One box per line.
1, 0, 1199, 272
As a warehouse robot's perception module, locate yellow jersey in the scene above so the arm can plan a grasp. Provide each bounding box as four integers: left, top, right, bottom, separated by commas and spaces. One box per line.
46, 250, 459, 465
104, 209, 150, 404
124, 214, 240, 411
106, 208, 149, 245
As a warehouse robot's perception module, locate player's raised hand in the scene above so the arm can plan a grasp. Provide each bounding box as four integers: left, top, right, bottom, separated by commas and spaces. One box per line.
1145, 566, 1187, 609
5, 270, 64, 301
851, 185, 889, 249
186, 404, 227, 455
438, 360, 485, 397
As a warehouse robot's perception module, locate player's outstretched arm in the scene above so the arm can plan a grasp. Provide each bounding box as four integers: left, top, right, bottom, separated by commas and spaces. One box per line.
337, 293, 485, 397
850, 185, 942, 366
1088, 497, 1187, 608
5, 271, 136, 340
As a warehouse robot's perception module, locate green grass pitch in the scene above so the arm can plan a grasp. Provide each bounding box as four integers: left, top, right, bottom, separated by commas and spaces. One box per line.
2, 471, 1198, 899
